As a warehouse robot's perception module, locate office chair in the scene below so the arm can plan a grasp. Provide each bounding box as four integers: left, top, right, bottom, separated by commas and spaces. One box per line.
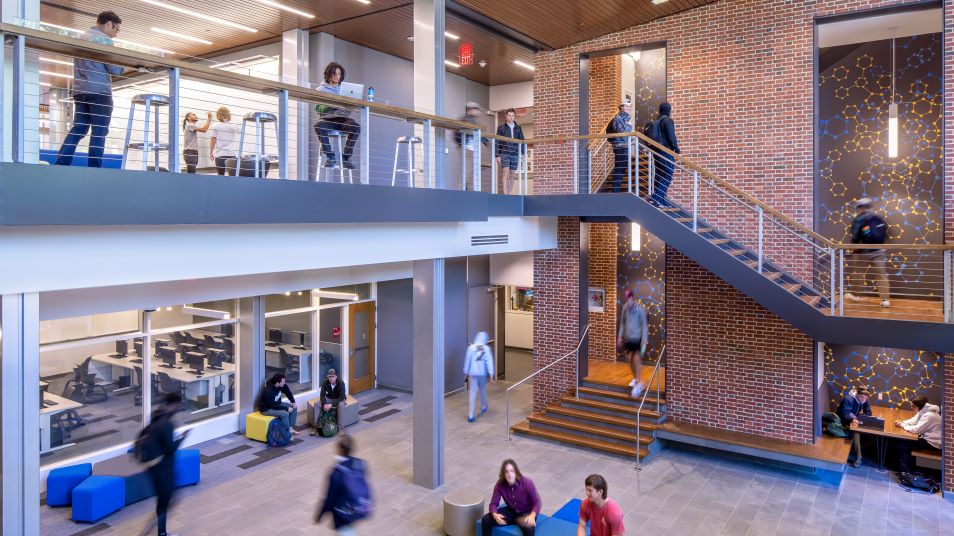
204, 335, 225, 350
223, 338, 235, 362
170, 331, 186, 345
280, 347, 300, 383
62, 356, 109, 404
156, 371, 186, 401
132, 365, 144, 406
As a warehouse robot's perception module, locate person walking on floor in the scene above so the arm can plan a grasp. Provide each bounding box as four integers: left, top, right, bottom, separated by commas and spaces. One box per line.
317, 434, 372, 535
257, 373, 302, 435
182, 111, 211, 173
605, 101, 633, 193
495, 108, 526, 194
617, 289, 648, 398
54, 11, 124, 168
845, 197, 891, 308
648, 101, 680, 206
136, 393, 188, 536
481, 459, 541, 536
463, 331, 494, 423
836, 386, 872, 467
578, 474, 625, 536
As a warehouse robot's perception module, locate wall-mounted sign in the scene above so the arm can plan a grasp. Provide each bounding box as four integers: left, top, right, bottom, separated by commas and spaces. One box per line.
332, 327, 341, 337
459, 43, 474, 66
588, 287, 605, 313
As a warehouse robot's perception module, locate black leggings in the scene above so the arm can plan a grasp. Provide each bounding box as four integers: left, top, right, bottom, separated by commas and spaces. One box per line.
481, 506, 535, 536
183, 150, 199, 173
148, 462, 176, 536
214, 156, 235, 176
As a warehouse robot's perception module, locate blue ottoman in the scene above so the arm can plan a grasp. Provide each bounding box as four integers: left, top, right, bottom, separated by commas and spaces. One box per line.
93, 455, 154, 505
174, 449, 201, 487
46, 463, 92, 507
536, 516, 579, 535
552, 499, 588, 535
477, 514, 549, 535
72, 476, 125, 523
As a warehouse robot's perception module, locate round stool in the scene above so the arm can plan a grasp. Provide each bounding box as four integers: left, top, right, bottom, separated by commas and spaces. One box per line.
236, 111, 279, 178
122, 93, 170, 171
391, 135, 422, 187
443, 488, 484, 536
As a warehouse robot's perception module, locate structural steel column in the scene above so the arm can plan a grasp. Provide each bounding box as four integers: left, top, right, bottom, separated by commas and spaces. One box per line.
412, 259, 445, 488
280, 28, 309, 180
237, 297, 264, 431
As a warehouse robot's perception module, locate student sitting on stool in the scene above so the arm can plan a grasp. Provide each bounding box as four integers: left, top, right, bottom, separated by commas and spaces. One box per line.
836, 387, 872, 468
895, 396, 942, 473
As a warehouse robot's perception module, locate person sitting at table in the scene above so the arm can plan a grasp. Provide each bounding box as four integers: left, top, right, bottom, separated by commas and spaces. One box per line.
895, 396, 942, 473
836, 386, 872, 468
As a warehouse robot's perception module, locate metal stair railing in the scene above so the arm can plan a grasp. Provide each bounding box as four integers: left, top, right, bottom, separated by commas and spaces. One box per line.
635, 344, 664, 472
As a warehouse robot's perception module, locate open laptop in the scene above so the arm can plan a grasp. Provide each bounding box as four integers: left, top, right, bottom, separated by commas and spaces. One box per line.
857, 414, 885, 430
339, 82, 365, 100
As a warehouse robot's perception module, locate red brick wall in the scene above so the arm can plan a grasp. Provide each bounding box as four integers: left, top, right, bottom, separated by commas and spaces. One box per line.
532, 217, 582, 412
666, 248, 815, 442
945, 353, 954, 493
945, 0, 954, 495
588, 223, 618, 362
588, 55, 622, 136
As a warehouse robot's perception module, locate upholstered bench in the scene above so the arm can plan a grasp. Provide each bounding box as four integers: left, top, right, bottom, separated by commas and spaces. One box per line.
552, 499, 588, 535
71, 475, 124, 523
174, 449, 201, 487
307, 395, 360, 430
245, 411, 276, 442
46, 463, 92, 507
476, 513, 550, 535
93, 454, 154, 505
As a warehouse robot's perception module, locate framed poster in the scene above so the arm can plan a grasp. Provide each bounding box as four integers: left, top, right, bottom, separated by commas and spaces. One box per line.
588, 287, 605, 312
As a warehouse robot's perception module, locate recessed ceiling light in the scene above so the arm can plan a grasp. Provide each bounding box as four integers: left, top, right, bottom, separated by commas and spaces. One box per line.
140, 0, 258, 32
652, 0, 669, 4
445, 59, 460, 68
250, 0, 315, 18
39, 70, 73, 79
444, 31, 460, 40
355, 0, 370, 4
39, 56, 73, 66
513, 60, 535, 71
114, 38, 175, 55
151, 27, 213, 45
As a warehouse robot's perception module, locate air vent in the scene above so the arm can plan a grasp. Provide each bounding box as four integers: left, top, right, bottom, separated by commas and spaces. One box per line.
471, 234, 509, 246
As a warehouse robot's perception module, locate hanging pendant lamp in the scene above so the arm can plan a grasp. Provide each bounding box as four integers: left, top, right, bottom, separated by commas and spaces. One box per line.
887, 37, 899, 159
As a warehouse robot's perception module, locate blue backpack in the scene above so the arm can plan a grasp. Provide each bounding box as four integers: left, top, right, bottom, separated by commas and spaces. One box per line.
266, 418, 292, 448
334, 459, 372, 524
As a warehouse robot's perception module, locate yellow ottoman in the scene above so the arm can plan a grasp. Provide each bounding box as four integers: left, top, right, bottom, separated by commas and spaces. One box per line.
245, 411, 276, 442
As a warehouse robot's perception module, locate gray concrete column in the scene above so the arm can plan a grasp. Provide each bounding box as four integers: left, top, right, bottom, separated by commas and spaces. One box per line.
1, 293, 40, 536
1, 0, 40, 163
238, 296, 264, 431
412, 258, 445, 489
308, 32, 335, 180
414, 0, 445, 188
280, 28, 310, 181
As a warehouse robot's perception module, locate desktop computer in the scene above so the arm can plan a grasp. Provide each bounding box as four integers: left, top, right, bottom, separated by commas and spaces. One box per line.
159, 347, 178, 368
185, 352, 205, 376
178, 343, 199, 356
206, 349, 227, 370
114, 339, 129, 358
268, 328, 284, 345
134, 339, 144, 356
155, 339, 170, 357
288, 331, 306, 347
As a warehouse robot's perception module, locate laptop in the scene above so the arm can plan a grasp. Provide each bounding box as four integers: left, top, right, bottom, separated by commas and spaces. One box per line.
857, 414, 885, 430
339, 82, 365, 100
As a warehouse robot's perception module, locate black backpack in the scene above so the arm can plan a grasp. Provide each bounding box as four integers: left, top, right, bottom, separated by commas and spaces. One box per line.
643, 119, 663, 144
133, 418, 163, 463
859, 213, 888, 244
899, 472, 940, 493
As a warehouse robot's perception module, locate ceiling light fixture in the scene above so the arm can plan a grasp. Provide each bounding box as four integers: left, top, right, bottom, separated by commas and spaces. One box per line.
250, 0, 315, 18
355, 0, 371, 4
631, 223, 641, 251
513, 59, 535, 71
315, 290, 361, 301
39, 82, 52, 87
444, 31, 460, 40
445, 59, 460, 68
887, 35, 899, 159
151, 27, 213, 45
39, 70, 73, 79
651, 0, 669, 4
140, 0, 258, 33
39, 56, 74, 66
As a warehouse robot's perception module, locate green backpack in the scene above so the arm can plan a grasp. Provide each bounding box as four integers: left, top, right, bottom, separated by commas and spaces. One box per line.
822, 412, 846, 438
318, 409, 338, 438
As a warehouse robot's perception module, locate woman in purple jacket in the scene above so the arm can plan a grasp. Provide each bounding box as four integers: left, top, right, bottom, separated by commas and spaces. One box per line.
481, 459, 541, 536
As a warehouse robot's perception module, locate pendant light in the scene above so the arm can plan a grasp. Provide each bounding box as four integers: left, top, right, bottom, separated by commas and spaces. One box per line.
887, 36, 899, 158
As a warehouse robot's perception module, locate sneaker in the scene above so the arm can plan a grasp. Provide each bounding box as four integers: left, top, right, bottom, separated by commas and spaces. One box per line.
467, 416, 475, 423
323, 157, 337, 168
880, 300, 890, 308
342, 159, 356, 170
852, 458, 862, 468
630, 382, 646, 398
628, 379, 637, 387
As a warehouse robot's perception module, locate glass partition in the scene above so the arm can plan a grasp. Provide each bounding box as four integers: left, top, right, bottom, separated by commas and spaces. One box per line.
263, 291, 316, 394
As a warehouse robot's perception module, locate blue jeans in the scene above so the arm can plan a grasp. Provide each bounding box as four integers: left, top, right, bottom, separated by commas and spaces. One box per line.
262, 406, 298, 430
56, 93, 114, 167
468, 375, 488, 419
611, 144, 628, 193
651, 152, 675, 204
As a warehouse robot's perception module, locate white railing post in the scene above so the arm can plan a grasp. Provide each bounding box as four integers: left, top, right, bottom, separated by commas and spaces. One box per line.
277, 89, 289, 180
573, 139, 579, 194
490, 138, 497, 194
829, 247, 836, 316
757, 207, 764, 274
474, 129, 482, 192
634, 138, 641, 197
648, 151, 655, 197
423, 119, 432, 188
168, 67, 180, 174
838, 248, 845, 316
692, 171, 699, 233
627, 136, 633, 193
587, 145, 592, 194
360, 106, 370, 185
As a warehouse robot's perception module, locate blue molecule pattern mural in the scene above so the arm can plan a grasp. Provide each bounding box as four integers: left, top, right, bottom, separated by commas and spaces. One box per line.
825, 344, 941, 410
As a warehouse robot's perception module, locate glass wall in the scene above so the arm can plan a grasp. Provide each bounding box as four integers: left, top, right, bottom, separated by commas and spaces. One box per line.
264, 291, 315, 394
318, 307, 344, 383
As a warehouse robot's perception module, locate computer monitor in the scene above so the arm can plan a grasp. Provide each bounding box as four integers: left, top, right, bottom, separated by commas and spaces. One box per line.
221, 323, 234, 337
289, 331, 306, 347
268, 328, 284, 344
178, 343, 199, 357
155, 339, 170, 356
114, 339, 129, 357
206, 349, 226, 370
134, 338, 144, 356
159, 347, 177, 368
186, 352, 205, 375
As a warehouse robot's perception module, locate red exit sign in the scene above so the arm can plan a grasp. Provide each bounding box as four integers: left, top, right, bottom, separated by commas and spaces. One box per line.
459, 43, 473, 66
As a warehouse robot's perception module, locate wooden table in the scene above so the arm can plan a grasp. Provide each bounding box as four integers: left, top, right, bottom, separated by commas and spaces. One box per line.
849, 405, 919, 469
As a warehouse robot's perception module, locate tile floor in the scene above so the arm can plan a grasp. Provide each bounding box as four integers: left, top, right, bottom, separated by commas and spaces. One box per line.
45, 381, 953, 536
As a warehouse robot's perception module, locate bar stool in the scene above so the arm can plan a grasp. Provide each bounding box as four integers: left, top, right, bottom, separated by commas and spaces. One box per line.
122, 93, 170, 171
391, 135, 422, 187
317, 130, 353, 183
236, 111, 279, 178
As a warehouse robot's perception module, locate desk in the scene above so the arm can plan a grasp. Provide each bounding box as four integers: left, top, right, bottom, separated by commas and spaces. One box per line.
40, 392, 83, 454
90, 353, 143, 393
849, 406, 918, 469
265, 343, 312, 384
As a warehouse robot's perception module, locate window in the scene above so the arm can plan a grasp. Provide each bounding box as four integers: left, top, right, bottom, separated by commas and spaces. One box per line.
264, 291, 316, 394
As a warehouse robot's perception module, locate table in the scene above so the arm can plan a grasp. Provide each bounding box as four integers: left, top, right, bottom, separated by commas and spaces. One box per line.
90, 352, 142, 393
849, 405, 918, 469
40, 391, 84, 454
265, 343, 312, 384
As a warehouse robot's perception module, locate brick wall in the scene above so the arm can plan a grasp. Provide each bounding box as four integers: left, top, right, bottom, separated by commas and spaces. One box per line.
945, 353, 954, 492
532, 217, 582, 411
588, 55, 622, 136
945, 0, 954, 495
588, 223, 618, 362
666, 248, 815, 442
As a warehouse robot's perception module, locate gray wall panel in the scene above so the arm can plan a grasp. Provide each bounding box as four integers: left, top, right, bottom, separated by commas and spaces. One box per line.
377, 278, 414, 392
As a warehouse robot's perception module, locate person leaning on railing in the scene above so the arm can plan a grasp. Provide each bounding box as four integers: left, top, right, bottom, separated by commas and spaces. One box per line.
314, 62, 361, 170
54, 11, 124, 168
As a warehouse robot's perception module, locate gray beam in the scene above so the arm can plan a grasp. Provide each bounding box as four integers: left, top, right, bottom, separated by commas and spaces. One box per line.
238, 297, 264, 431
412, 258, 445, 489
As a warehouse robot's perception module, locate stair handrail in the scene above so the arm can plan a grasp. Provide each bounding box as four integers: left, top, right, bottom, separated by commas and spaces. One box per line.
635, 344, 664, 472
505, 323, 591, 442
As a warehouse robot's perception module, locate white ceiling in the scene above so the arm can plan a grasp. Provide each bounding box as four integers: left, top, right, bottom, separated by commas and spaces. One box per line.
818, 8, 941, 48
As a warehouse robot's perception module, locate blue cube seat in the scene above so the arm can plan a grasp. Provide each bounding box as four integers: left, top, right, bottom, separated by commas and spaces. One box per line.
476, 514, 549, 535
71, 476, 125, 523
46, 463, 92, 507
535, 516, 579, 535
174, 449, 201, 487
552, 499, 588, 535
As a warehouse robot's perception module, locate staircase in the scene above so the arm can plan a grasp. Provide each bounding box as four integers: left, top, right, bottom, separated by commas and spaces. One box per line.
511, 375, 666, 461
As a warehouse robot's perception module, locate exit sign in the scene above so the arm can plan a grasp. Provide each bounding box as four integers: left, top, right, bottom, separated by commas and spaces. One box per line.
459, 43, 473, 66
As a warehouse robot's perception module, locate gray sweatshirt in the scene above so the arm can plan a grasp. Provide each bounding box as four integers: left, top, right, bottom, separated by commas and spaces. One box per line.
72, 27, 124, 96
618, 302, 648, 343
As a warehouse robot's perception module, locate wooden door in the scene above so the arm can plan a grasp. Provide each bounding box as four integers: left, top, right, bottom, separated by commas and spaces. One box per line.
348, 301, 375, 394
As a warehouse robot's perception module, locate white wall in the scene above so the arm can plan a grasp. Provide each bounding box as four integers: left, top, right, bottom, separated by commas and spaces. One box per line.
489, 82, 533, 111
621, 53, 635, 103
490, 251, 534, 287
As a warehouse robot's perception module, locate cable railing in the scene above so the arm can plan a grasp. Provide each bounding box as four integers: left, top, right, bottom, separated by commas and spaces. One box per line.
505, 324, 590, 442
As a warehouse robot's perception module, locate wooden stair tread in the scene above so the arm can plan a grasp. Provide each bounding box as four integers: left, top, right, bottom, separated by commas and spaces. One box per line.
695, 227, 713, 233
546, 404, 659, 431
709, 238, 730, 245
560, 395, 662, 418
728, 249, 747, 256
661, 207, 681, 212
801, 295, 821, 306
765, 271, 782, 281
744, 259, 758, 268
674, 217, 692, 223
511, 421, 647, 458
579, 386, 665, 403
528, 413, 652, 445
783, 283, 800, 293
912, 449, 942, 460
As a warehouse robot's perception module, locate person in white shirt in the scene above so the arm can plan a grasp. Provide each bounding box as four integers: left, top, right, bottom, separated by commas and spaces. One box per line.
182, 111, 212, 173
894, 396, 941, 473
463, 331, 494, 423
208, 107, 239, 175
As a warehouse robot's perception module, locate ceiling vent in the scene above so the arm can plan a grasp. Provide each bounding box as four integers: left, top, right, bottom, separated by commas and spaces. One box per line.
471, 234, 509, 246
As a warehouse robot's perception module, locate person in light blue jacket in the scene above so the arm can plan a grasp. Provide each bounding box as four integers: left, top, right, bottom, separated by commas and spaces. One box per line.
464, 331, 495, 423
